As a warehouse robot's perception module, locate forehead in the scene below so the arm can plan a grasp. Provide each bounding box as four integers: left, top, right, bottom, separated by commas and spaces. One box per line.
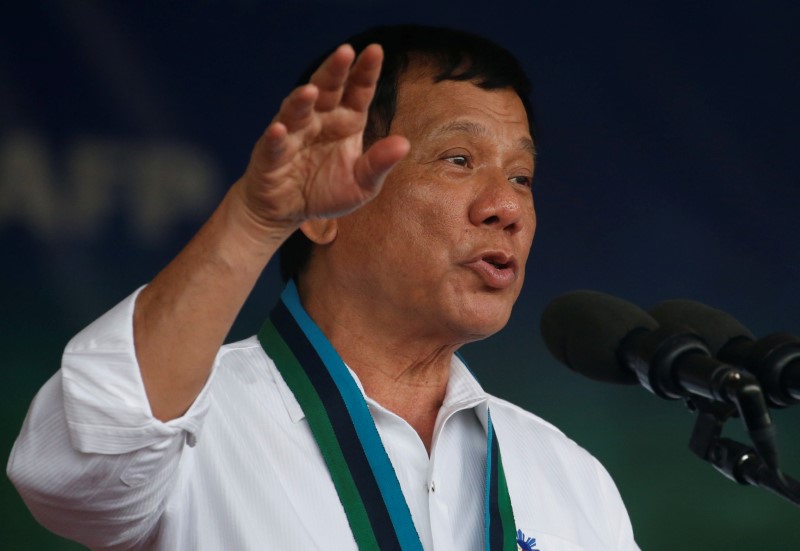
390, 65, 534, 154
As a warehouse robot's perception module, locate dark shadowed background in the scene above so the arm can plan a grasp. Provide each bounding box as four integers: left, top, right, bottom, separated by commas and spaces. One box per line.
2, 1, 799, 549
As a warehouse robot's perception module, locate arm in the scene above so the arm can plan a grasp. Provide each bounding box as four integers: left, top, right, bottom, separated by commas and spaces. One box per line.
8, 43, 408, 548
134, 43, 408, 420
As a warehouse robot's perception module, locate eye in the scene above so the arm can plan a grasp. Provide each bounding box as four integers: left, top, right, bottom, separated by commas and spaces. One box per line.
510, 175, 533, 188
444, 155, 469, 167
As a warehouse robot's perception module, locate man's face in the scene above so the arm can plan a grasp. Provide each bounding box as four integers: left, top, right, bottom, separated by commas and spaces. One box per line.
328, 65, 536, 344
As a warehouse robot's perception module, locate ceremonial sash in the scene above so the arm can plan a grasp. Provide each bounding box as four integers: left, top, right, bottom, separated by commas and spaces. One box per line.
258, 281, 518, 550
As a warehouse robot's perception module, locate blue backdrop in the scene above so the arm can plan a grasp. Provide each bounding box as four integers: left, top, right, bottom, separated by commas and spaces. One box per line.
2, 1, 799, 549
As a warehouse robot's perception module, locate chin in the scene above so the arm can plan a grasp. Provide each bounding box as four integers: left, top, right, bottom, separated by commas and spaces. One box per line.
434, 285, 517, 341
448, 307, 513, 343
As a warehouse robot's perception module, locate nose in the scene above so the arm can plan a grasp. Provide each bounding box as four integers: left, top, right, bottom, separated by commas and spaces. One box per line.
468, 169, 530, 235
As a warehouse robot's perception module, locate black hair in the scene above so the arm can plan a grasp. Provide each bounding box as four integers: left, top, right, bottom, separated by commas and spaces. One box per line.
278, 24, 535, 282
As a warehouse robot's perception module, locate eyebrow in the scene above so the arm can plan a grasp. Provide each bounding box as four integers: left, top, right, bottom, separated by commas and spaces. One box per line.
429, 119, 537, 158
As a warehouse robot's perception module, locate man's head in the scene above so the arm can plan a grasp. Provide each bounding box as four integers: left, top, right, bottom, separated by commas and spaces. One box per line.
279, 24, 535, 282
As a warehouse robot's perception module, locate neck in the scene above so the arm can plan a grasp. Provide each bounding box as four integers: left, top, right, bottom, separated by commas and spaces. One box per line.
299, 278, 459, 452
347, 343, 453, 452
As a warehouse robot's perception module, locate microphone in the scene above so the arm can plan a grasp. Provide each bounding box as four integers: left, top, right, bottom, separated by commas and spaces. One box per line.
541, 290, 753, 401
649, 299, 800, 408
541, 290, 778, 469
539, 290, 654, 385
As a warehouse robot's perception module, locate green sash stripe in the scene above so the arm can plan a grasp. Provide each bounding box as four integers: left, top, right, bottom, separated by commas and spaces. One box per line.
259, 320, 381, 550
497, 447, 518, 551
487, 414, 519, 550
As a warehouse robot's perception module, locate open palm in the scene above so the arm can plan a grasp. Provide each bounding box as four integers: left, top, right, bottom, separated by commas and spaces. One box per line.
239, 44, 409, 230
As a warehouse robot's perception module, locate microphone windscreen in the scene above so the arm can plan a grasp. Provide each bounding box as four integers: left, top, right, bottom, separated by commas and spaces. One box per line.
541, 290, 658, 384
648, 299, 754, 354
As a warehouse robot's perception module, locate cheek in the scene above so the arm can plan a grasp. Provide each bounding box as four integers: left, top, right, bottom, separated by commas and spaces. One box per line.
515, 207, 537, 279
356, 164, 475, 270
522, 203, 537, 248
385, 182, 462, 247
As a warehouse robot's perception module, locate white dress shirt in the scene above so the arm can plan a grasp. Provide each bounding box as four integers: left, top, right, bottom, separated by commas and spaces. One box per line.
8, 289, 639, 550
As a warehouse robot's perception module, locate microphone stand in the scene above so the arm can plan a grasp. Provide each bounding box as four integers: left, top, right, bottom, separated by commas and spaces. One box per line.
624, 325, 800, 505
686, 396, 800, 507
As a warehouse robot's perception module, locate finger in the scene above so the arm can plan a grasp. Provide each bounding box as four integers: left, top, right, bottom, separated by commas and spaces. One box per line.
276, 84, 319, 133
341, 44, 383, 113
309, 44, 356, 112
259, 121, 289, 161
248, 121, 293, 176
353, 134, 410, 193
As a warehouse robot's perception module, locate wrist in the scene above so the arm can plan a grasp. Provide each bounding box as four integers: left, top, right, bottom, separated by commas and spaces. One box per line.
221, 179, 302, 252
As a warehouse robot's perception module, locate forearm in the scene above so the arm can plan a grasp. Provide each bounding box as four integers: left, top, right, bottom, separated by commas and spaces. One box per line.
134, 182, 296, 421
108, 43, 404, 422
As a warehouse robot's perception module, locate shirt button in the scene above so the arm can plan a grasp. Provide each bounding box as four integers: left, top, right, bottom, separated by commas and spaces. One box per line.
430, 480, 436, 493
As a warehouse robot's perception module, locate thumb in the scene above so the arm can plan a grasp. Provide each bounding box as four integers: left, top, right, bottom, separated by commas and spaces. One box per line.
353, 135, 410, 194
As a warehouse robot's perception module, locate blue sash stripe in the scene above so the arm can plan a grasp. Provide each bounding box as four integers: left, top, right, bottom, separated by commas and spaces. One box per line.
484, 417, 494, 551
487, 413, 505, 550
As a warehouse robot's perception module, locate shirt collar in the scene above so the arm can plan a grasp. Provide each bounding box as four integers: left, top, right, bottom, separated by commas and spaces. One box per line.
274, 352, 489, 425
444, 354, 490, 432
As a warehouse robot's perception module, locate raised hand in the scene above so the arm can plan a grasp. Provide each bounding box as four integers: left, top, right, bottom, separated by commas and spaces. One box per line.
133, 43, 409, 421
234, 43, 410, 233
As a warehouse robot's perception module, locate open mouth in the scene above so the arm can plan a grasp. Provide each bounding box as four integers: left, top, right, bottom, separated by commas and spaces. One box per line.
483, 254, 512, 271
485, 257, 511, 270
464, 253, 517, 289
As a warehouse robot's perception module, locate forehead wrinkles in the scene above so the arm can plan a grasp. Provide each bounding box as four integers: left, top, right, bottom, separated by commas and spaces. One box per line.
430, 119, 535, 158
390, 67, 534, 163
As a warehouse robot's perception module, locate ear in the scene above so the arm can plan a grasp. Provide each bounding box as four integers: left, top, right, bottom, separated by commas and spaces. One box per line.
299, 218, 338, 245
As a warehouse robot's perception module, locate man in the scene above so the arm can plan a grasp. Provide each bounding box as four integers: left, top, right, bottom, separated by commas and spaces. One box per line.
8, 25, 638, 549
